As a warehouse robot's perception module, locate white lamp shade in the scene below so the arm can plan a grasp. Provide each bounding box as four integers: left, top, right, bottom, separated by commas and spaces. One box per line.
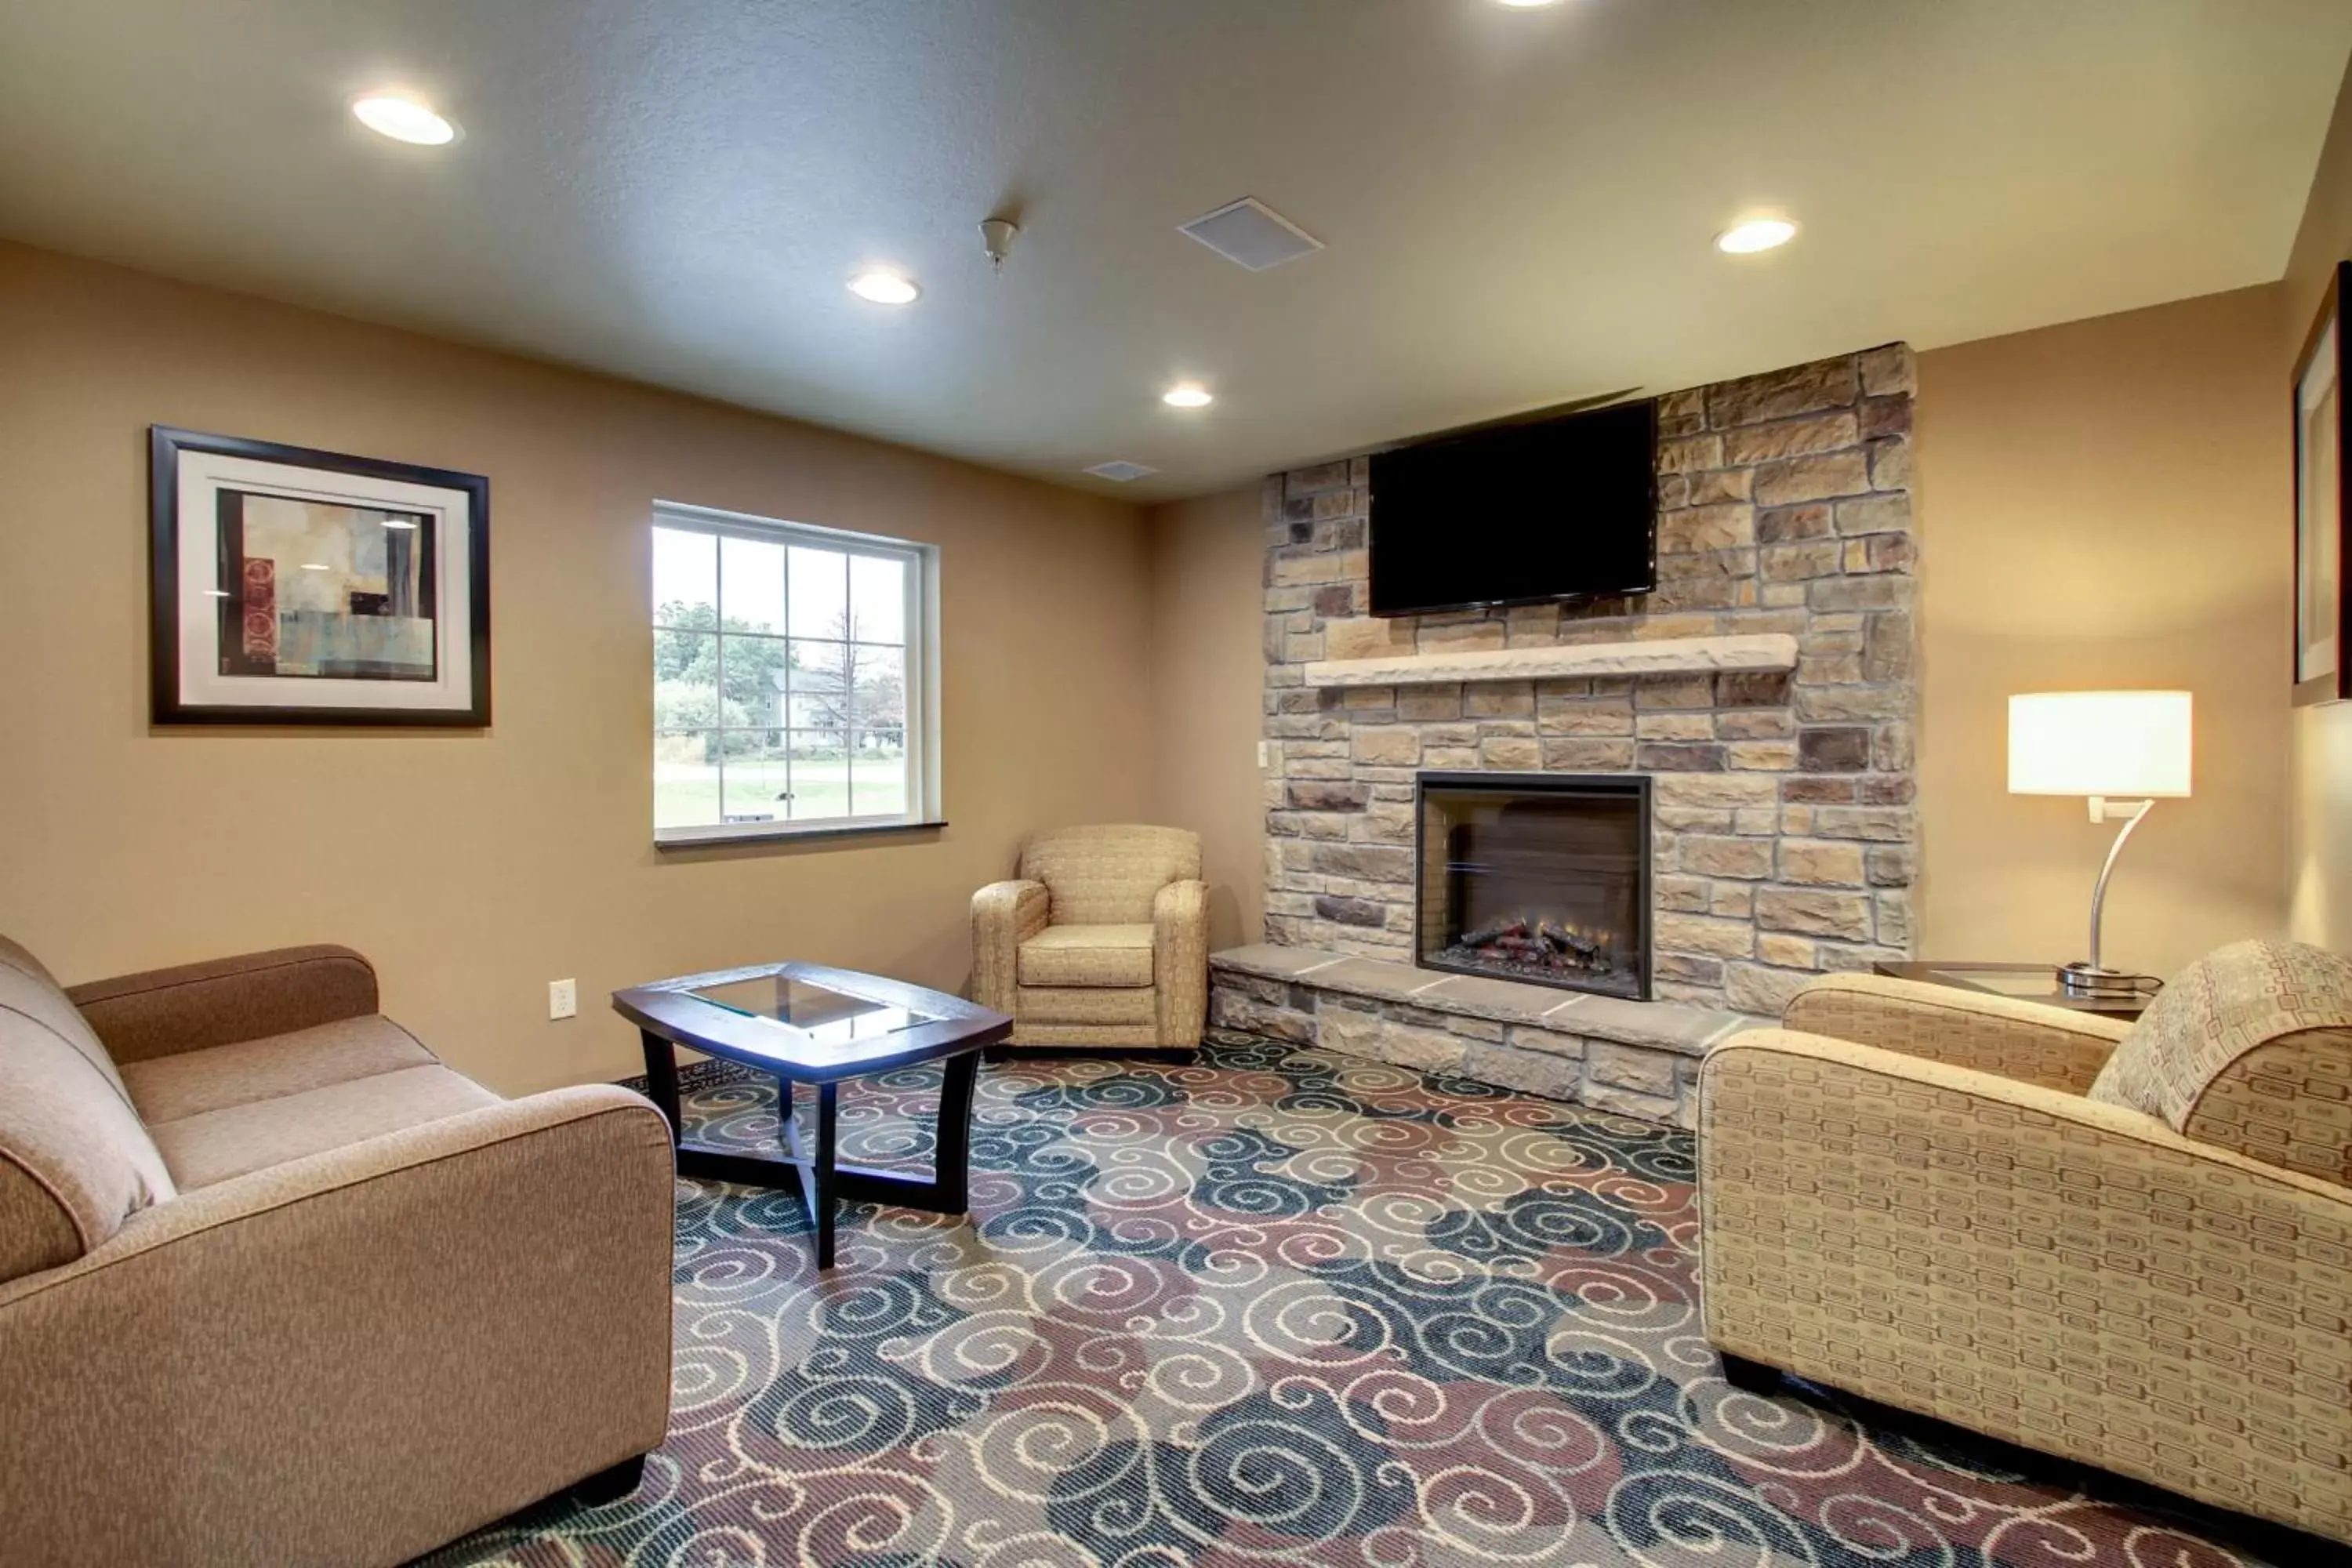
2008, 691, 2192, 798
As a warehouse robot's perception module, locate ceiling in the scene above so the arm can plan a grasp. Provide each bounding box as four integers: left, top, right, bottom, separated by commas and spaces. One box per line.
0, 1, 2345, 502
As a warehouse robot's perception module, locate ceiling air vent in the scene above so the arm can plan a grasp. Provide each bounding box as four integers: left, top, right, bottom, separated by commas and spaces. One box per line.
1178, 198, 1323, 271
1084, 460, 1159, 483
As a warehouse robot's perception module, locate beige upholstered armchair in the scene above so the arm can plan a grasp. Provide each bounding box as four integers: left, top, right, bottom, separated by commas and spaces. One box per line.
1699, 942, 2352, 1545
972, 824, 1208, 1052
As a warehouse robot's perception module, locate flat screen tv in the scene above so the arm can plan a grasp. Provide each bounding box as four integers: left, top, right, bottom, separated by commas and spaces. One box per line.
1367, 398, 1657, 617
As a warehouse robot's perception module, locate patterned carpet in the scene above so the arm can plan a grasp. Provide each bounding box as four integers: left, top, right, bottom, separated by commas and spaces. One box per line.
420, 1029, 2308, 1568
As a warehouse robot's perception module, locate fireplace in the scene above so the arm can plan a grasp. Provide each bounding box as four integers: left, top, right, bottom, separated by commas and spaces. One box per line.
1414, 771, 1651, 1000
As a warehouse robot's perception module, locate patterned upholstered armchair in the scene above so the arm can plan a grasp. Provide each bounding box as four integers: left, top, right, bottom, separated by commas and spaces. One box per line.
1698, 940, 2352, 1544
971, 824, 1207, 1053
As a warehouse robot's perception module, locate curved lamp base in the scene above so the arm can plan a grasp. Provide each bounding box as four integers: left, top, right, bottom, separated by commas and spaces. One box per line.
2056, 796, 2165, 1002
2056, 960, 2158, 1000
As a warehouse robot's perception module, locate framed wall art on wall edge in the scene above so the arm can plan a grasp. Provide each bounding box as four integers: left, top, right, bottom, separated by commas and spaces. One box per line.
2294, 260, 2350, 706
148, 426, 492, 725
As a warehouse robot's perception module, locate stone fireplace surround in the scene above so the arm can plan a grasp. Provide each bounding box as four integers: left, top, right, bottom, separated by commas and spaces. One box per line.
1207, 346, 1920, 1126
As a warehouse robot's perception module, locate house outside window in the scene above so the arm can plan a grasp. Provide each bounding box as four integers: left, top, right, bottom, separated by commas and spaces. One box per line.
651, 503, 937, 843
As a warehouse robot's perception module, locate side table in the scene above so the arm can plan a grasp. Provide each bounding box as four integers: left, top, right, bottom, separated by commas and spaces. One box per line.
1870, 960, 2158, 1022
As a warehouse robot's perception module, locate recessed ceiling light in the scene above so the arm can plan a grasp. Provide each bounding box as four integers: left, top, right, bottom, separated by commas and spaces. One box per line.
1162, 383, 1214, 409
848, 269, 920, 305
380, 518, 419, 530
351, 94, 458, 146
299, 562, 332, 572
1716, 217, 1798, 254
1495, 0, 1565, 7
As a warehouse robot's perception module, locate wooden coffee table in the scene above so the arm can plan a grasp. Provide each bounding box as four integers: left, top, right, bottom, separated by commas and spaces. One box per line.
612, 962, 1012, 1268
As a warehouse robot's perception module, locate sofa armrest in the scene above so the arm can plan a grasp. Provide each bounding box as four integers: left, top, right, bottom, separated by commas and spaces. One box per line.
1781, 972, 2130, 1093
1699, 1028, 2352, 1542
0, 1086, 677, 1567
972, 879, 1049, 1014
65, 946, 379, 1065
1153, 879, 1210, 1048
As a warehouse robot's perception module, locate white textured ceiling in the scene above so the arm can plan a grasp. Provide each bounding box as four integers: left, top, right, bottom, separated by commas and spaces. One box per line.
0, 1, 2344, 500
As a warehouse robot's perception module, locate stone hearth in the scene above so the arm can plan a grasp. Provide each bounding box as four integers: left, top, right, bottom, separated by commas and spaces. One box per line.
1210, 944, 1748, 1127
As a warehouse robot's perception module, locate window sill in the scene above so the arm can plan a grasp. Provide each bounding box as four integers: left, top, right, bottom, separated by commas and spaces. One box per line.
655, 818, 948, 851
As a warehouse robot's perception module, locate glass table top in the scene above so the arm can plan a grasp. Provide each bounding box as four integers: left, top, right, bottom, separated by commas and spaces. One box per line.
686, 975, 931, 1044
1922, 966, 2071, 999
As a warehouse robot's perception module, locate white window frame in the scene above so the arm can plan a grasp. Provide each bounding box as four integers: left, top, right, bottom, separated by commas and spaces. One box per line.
652, 499, 942, 847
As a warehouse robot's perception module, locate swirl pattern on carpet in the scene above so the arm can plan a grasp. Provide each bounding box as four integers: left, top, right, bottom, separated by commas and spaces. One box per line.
418, 1030, 2296, 1567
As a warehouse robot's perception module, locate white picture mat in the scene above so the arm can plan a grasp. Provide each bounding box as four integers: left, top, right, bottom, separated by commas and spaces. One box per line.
175, 450, 474, 710
2299, 316, 2340, 685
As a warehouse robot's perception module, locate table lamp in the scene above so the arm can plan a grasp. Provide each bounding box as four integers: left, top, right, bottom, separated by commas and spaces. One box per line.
2007, 691, 2192, 998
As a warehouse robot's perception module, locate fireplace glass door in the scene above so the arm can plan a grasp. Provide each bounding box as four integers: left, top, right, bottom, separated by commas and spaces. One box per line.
1416, 773, 1649, 1000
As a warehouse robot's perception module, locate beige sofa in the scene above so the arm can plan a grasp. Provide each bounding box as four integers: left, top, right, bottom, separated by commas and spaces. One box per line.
1700, 940, 2352, 1544
0, 935, 677, 1568
972, 824, 1209, 1051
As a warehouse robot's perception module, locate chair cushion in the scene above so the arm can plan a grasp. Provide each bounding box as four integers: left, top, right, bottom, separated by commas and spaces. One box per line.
0, 935, 177, 1283
120, 1014, 438, 1124
1020, 825, 1200, 926
147, 1064, 499, 1190
1019, 924, 1155, 988
1, 949, 136, 1102
2088, 938, 2352, 1184
1016, 985, 1160, 1026
0, 1156, 82, 1281
0, 933, 61, 989
0, 1016, 180, 1282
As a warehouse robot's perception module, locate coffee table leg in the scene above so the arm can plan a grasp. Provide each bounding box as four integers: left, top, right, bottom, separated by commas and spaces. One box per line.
639, 1031, 682, 1145
811, 1081, 839, 1269
931, 1052, 980, 1215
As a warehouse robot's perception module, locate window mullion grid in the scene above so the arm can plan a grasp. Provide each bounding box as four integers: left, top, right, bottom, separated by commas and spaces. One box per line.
790, 545, 800, 827
713, 528, 727, 827
655, 510, 928, 838
902, 545, 920, 820
841, 550, 857, 818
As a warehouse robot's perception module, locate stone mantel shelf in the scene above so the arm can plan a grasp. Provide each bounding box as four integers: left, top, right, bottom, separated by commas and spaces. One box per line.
1301, 633, 1800, 690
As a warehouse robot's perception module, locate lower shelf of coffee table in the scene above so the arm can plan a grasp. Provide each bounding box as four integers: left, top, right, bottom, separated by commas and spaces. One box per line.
673, 1142, 968, 1214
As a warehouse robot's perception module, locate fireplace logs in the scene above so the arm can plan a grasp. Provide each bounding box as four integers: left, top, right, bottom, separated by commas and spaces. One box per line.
1461, 916, 1527, 948
1450, 915, 1617, 978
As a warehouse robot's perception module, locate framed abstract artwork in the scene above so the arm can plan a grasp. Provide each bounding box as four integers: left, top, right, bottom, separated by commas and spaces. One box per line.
2295, 262, 2350, 706
148, 427, 491, 725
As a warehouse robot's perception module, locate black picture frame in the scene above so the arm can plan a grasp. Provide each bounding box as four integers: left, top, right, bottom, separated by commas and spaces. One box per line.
2292, 263, 2350, 707
149, 426, 492, 725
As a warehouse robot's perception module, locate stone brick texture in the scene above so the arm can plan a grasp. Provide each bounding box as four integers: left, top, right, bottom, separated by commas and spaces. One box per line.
1210, 971, 1705, 1128
1261, 346, 1918, 1013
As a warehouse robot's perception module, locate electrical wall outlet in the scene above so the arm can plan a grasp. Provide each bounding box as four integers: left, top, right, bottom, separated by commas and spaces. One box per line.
548, 978, 578, 1020
1257, 740, 1270, 769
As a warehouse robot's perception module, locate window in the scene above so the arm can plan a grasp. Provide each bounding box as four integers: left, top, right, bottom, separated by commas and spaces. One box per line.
652, 503, 936, 844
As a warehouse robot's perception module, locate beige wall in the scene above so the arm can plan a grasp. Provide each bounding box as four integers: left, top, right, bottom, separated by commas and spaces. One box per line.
1145, 484, 1269, 949
2287, 58, 2352, 951
0, 241, 1153, 1094
1915, 285, 2291, 975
